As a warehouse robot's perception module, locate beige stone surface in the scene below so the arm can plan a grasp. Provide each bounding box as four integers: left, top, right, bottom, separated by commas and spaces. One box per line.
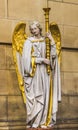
56, 0, 62, 1
49, 2, 63, 24
0, 122, 9, 130
0, 70, 20, 95
0, 96, 7, 120
9, 125, 26, 130
0, 44, 15, 69
57, 96, 78, 119
0, 0, 78, 43
0, 44, 23, 95
8, 96, 26, 120
62, 72, 78, 95
63, 0, 78, 4
9, 120, 26, 130
0, 45, 6, 69
6, 45, 15, 69
49, 1, 78, 26
62, 26, 78, 48
0, 20, 12, 43
0, 0, 5, 17
62, 3, 78, 26
0, 70, 9, 95
7, 70, 21, 95
61, 50, 78, 72
8, 0, 46, 21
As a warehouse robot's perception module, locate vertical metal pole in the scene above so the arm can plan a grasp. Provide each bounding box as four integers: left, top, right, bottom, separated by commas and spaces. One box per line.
43, 8, 51, 74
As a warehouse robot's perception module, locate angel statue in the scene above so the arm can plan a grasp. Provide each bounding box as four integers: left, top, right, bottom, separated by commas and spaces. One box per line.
12, 20, 61, 128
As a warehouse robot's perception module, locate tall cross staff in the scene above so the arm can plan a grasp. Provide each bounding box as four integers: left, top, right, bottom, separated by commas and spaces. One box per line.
43, 0, 51, 74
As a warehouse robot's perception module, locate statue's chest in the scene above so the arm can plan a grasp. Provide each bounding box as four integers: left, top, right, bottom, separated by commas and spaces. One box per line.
32, 42, 42, 57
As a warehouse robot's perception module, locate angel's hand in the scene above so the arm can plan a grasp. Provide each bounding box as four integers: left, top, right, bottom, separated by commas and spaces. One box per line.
35, 58, 50, 65
45, 32, 55, 45
45, 32, 52, 40
43, 58, 50, 65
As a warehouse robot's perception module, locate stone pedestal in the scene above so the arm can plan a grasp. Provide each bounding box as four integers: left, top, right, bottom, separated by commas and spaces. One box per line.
26, 128, 53, 130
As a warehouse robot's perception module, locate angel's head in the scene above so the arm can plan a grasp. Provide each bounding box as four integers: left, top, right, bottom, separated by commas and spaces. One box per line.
29, 21, 42, 37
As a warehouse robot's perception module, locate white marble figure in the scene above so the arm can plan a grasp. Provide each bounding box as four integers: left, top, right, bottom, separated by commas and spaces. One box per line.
21, 21, 61, 128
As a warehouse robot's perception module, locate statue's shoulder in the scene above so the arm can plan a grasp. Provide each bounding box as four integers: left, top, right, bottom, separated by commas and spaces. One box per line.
24, 36, 33, 44
25, 36, 45, 44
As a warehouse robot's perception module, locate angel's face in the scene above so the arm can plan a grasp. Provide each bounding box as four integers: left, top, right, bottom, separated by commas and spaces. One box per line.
30, 24, 40, 37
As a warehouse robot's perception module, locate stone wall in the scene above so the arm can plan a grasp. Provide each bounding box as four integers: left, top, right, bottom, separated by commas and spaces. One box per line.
0, 0, 78, 129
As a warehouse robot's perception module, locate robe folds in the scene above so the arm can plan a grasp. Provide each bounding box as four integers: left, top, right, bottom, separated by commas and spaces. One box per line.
21, 36, 61, 128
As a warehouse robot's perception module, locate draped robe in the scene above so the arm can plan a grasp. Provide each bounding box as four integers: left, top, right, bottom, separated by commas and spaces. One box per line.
21, 36, 61, 128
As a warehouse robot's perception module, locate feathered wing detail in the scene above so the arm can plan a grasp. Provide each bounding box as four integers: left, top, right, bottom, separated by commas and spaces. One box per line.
49, 22, 61, 65
12, 22, 27, 103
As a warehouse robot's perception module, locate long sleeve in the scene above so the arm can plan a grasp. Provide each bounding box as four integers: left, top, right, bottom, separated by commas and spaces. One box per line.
51, 43, 57, 57
50, 43, 57, 70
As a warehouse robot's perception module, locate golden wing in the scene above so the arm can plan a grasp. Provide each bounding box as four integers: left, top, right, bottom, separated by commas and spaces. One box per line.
12, 22, 27, 103
49, 22, 61, 65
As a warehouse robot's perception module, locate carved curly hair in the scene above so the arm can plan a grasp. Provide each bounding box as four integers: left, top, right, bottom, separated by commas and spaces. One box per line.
29, 21, 42, 36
